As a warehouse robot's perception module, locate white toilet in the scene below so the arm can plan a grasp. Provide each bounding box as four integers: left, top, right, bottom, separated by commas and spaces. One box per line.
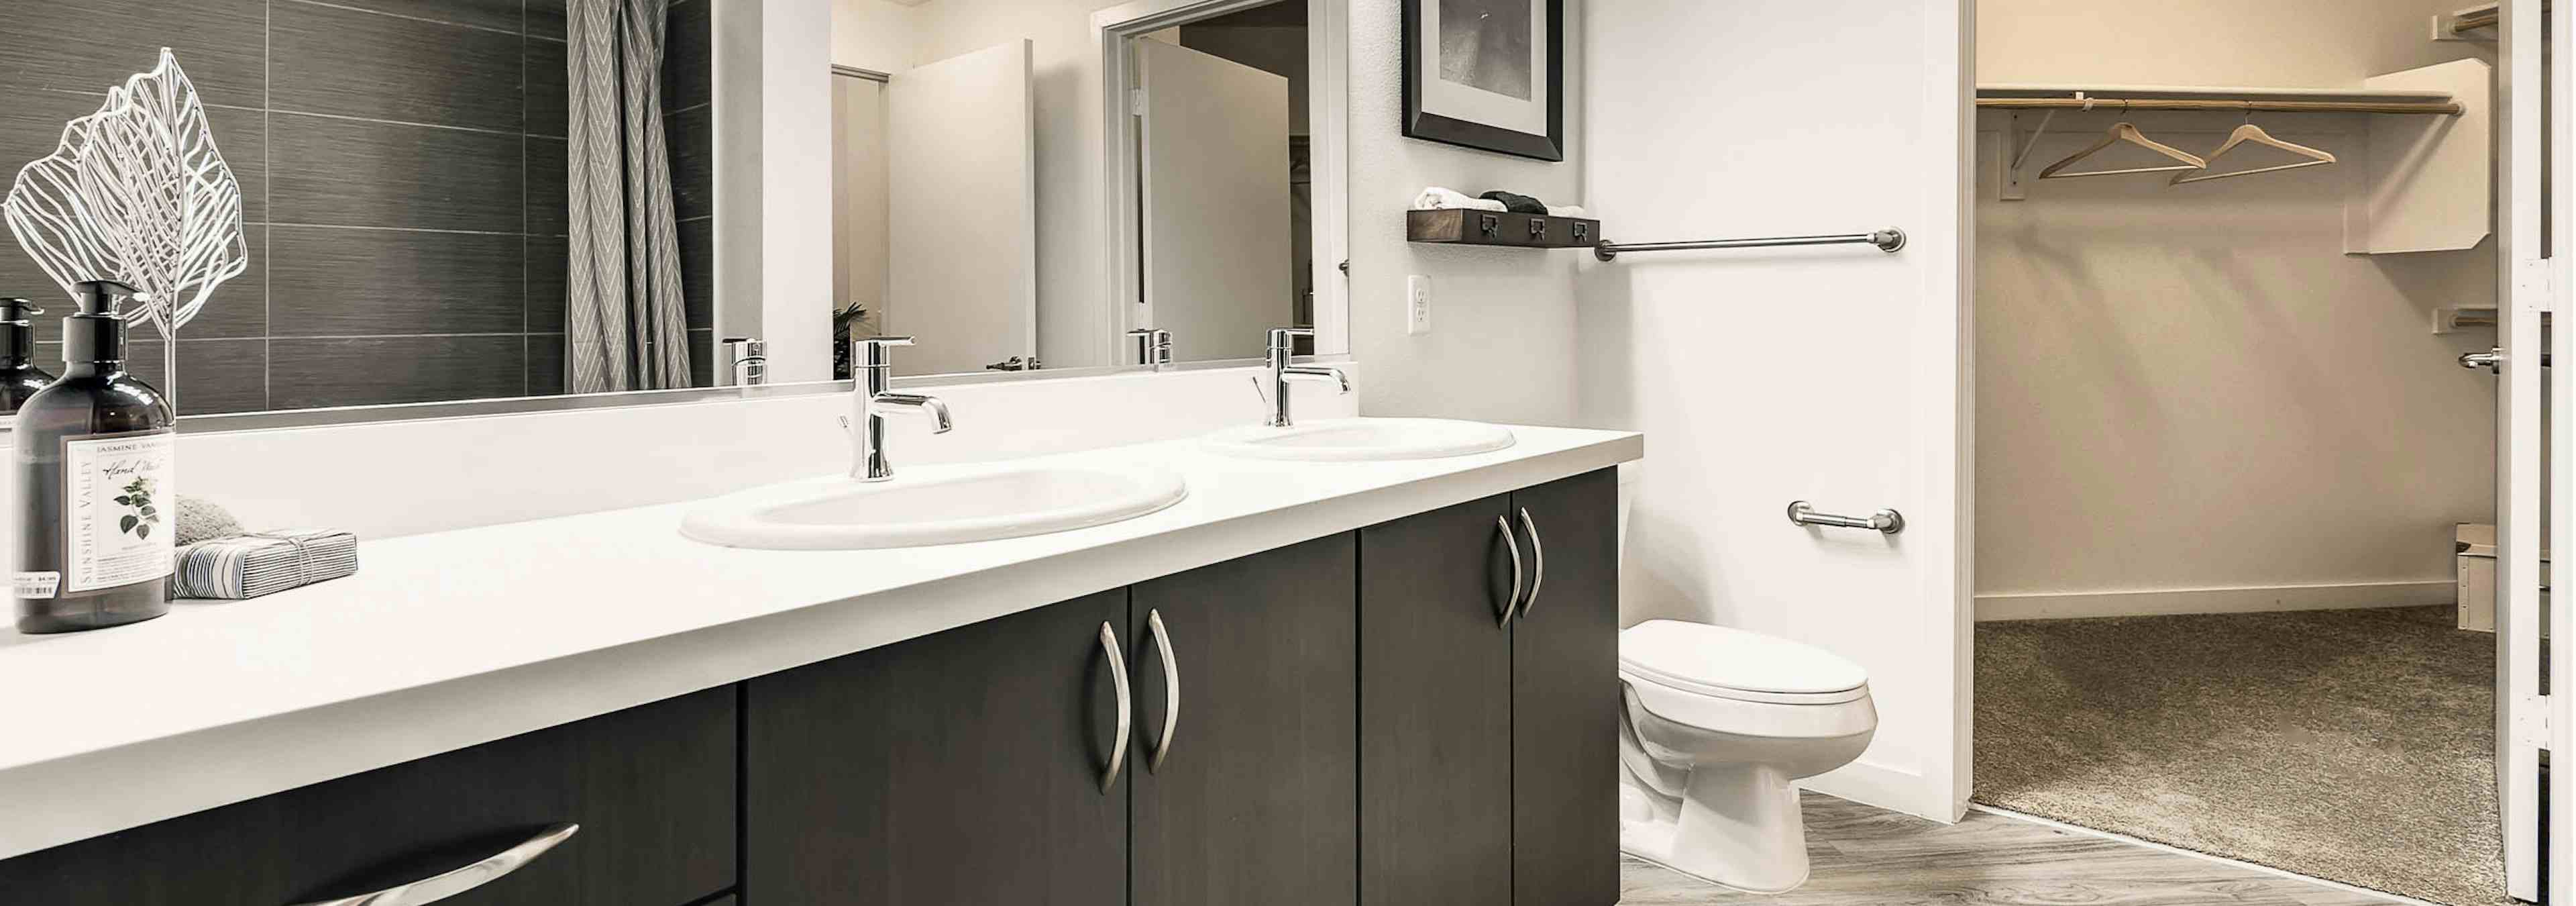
1616, 619, 1876, 893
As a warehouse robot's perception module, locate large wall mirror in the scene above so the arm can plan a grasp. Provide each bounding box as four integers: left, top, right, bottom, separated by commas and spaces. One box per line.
0, 0, 1345, 421
830, 0, 1348, 379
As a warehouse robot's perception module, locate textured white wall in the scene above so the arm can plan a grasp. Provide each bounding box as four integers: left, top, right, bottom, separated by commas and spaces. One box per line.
1344, 0, 1585, 425
1974, 0, 2498, 619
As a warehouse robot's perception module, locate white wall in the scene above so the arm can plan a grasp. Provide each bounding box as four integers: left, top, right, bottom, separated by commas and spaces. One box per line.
1576, 0, 1971, 821
1973, 0, 2498, 620
831, 0, 917, 72
1344, 0, 1585, 425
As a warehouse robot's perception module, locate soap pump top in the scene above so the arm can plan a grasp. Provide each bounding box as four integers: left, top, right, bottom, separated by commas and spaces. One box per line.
0, 297, 53, 413
61, 279, 133, 372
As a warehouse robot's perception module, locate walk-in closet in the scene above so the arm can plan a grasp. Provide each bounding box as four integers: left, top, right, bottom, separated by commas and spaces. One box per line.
1972, 3, 2523, 903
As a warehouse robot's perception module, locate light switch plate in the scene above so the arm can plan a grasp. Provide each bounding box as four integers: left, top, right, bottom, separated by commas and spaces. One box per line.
1406, 275, 1432, 336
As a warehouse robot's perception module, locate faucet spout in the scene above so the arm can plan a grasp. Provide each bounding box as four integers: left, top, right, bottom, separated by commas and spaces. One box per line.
1281, 365, 1350, 395
872, 393, 953, 433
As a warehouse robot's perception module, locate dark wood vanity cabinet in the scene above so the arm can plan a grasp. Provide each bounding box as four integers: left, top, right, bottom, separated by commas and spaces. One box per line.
1129, 534, 1358, 906
1507, 469, 1621, 906
1360, 468, 1620, 906
744, 588, 1132, 906
0, 685, 737, 906
745, 536, 1360, 906
0, 468, 1614, 906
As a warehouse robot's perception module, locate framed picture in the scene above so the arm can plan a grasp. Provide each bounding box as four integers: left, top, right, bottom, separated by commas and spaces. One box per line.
1401, 0, 1564, 161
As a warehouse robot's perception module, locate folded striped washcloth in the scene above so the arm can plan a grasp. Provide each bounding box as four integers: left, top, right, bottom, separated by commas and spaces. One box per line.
174, 529, 360, 600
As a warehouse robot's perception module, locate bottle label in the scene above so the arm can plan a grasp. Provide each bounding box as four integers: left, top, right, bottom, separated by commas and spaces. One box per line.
62, 431, 176, 594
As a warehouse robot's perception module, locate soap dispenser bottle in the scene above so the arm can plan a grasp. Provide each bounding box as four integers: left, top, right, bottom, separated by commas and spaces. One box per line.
0, 297, 56, 413
13, 279, 176, 634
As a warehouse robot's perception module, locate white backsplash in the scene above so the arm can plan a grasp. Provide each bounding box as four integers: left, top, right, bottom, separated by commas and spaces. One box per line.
5, 364, 1362, 541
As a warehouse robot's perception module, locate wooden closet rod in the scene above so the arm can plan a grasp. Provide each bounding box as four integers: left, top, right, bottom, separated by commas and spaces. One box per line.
1976, 97, 2463, 115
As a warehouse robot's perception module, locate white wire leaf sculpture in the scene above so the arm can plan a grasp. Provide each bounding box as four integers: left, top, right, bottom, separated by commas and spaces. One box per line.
3, 48, 250, 411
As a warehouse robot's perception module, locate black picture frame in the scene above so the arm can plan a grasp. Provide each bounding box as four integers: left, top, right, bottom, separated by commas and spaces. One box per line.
1401, 0, 1565, 161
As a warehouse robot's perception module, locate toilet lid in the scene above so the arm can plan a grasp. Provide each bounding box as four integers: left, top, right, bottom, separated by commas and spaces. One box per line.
1618, 620, 1868, 701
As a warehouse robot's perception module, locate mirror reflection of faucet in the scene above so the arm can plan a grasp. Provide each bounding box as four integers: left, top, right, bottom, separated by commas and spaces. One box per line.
1261, 327, 1347, 427
849, 336, 953, 482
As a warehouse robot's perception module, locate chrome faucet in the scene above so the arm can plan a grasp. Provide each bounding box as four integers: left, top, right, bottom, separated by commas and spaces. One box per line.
850, 336, 953, 481
1263, 327, 1348, 427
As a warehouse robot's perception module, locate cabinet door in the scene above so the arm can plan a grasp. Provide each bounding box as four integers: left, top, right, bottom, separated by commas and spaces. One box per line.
1511, 469, 1621, 906
745, 590, 1130, 906
1359, 493, 1516, 906
0, 687, 737, 906
1130, 534, 1356, 906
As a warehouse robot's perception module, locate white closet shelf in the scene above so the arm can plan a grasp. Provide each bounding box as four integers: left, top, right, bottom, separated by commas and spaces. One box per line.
1977, 83, 2460, 115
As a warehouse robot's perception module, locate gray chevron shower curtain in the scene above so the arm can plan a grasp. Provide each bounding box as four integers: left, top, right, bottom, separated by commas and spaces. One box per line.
565, 0, 691, 393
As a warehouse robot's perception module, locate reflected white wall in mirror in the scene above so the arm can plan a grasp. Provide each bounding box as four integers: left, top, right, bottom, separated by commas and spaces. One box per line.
829, 0, 1345, 379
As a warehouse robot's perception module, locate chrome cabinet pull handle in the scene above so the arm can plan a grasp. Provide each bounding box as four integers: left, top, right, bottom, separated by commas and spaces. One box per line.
1100, 622, 1132, 793
288, 823, 578, 906
1786, 500, 1906, 534
1496, 515, 1523, 628
1145, 609, 1179, 772
1516, 507, 1546, 619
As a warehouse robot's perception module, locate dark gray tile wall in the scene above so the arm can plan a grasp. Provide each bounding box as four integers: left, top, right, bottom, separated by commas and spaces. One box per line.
0, 0, 714, 413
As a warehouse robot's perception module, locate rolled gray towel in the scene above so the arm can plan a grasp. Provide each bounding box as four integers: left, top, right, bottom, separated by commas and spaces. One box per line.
174, 495, 246, 546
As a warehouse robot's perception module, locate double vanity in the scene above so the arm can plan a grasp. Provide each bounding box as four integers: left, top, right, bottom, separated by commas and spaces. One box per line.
0, 400, 1641, 906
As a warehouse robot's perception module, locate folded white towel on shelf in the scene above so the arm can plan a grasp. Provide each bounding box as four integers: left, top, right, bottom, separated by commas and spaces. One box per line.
1548, 205, 1587, 217
1413, 187, 1507, 212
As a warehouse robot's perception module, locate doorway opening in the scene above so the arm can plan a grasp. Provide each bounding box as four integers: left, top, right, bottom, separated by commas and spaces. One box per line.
1969, 3, 2517, 904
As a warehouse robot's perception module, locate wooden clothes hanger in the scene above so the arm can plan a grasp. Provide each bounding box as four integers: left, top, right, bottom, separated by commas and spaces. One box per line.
2169, 121, 2337, 185
2037, 121, 2206, 179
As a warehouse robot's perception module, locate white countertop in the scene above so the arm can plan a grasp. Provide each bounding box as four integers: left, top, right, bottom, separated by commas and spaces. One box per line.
0, 423, 1640, 860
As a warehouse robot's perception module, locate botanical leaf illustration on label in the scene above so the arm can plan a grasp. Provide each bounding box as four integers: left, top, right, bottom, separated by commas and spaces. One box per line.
114, 476, 159, 540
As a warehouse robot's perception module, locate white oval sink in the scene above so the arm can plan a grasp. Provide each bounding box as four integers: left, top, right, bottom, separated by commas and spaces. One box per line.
1201, 417, 1515, 462
682, 462, 1187, 550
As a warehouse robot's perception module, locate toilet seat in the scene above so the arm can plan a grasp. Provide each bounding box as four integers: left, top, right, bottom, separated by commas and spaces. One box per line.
1619, 620, 1868, 705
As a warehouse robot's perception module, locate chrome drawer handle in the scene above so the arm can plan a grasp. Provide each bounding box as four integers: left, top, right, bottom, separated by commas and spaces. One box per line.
1496, 515, 1523, 628
1515, 507, 1545, 619
1145, 609, 1179, 772
1101, 621, 1132, 793
289, 822, 578, 906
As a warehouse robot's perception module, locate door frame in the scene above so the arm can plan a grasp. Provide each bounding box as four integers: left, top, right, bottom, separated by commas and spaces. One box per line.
1093, 0, 1351, 360
1941, 0, 1978, 823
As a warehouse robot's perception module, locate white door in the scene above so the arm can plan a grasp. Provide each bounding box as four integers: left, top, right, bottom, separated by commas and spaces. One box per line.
2507, 1, 2573, 901
1136, 38, 1293, 363
886, 40, 1036, 376
1578, 0, 1972, 821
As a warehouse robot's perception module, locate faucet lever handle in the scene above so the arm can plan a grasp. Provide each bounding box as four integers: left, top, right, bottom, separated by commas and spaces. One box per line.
853, 336, 916, 370
1266, 327, 1314, 350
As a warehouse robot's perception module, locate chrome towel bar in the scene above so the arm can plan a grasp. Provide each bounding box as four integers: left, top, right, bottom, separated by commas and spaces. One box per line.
1786, 500, 1905, 535
1594, 228, 1906, 261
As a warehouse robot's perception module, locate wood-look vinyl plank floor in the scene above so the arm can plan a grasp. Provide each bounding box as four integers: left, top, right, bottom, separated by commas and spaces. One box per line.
1619, 794, 2403, 906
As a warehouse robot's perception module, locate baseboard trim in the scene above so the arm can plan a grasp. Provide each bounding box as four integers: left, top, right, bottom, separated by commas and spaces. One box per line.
1974, 580, 2454, 621
1968, 804, 2439, 906
1799, 758, 1953, 823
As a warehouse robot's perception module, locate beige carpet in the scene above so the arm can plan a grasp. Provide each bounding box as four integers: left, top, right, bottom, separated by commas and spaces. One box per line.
1976, 605, 2504, 906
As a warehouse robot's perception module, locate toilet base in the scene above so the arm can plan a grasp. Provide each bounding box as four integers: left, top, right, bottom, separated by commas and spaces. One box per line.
1618, 762, 1812, 894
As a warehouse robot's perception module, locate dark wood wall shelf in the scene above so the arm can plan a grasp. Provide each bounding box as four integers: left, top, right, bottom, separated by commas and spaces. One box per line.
1407, 209, 1601, 250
